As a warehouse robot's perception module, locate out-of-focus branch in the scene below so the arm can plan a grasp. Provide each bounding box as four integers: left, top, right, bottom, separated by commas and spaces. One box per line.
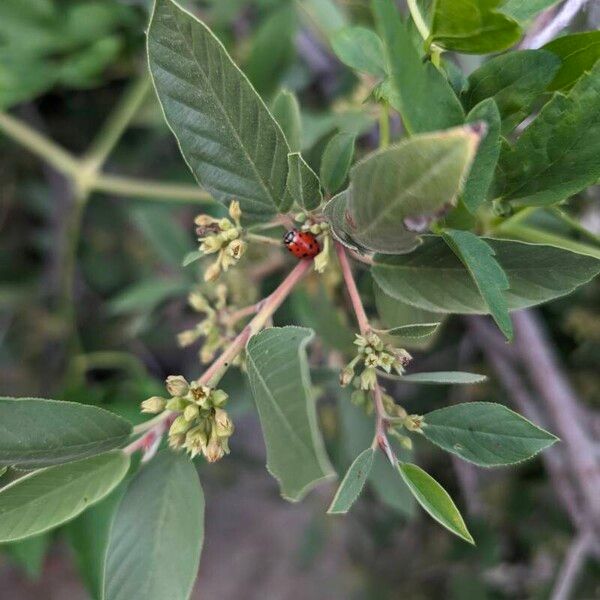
512, 310, 600, 524
520, 0, 591, 49
550, 530, 594, 600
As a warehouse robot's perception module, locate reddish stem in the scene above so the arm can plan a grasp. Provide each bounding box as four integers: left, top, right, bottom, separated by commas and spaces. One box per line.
335, 242, 370, 335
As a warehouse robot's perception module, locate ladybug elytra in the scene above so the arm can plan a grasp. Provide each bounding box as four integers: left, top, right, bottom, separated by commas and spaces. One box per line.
283, 229, 320, 259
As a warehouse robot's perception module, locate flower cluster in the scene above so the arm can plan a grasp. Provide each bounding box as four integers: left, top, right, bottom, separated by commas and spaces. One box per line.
141, 375, 234, 462
340, 332, 412, 390
196, 201, 246, 282
177, 285, 246, 366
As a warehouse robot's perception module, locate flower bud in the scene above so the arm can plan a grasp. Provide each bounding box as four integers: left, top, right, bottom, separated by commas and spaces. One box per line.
227, 239, 246, 260
204, 431, 225, 463
200, 235, 223, 254
404, 414, 424, 433
177, 328, 201, 348
294, 212, 307, 223
168, 433, 186, 450
360, 367, 377, 390
169, 415, 191, 436
214, 408, 234, 437
195, 214, 216, 227
185, 425, 208, 457
339, 365, 355, 387
309, 224, 321, 235
366, 332, 383, 351
210, 388, 229, 407
204, 260, 221, 282
229, 200, 242, 223
165, 397, 188, 411
188, 292, 209, 313
224, 227, 240, 241
313, 235, 330, 274
219, 217, 233, 231
141, 396, 166, 414
184, 403, 200, 422
166, 375, 189, 397
377, 352, 394, 373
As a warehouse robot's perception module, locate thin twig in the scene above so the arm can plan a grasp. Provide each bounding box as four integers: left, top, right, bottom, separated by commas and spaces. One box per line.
336, 242, 370, 335
550, 531, 594, 600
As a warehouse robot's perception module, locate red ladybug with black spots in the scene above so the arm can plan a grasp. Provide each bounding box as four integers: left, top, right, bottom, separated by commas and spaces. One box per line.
283, 229, 320, 259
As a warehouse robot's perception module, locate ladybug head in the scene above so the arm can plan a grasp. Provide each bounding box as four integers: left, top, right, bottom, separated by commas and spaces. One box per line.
283, 229, 297, 245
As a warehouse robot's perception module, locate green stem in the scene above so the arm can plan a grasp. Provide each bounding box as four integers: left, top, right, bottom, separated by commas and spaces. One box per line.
407, 0, 431, 41
93, 173, 213, 203
246, 232, 283, 247
83, 75, 151, 173
549, 207, 600, 246
0, 111, 78, 177
379, 102, 390, 149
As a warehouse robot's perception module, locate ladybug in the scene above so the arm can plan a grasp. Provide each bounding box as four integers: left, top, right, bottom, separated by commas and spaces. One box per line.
283, 229, 320, 259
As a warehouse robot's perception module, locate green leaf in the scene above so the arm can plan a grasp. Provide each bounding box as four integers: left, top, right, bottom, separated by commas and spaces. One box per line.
372, 0, 464, 134
331, 26, 386, 77
67, 480, 129, 599
372, 237, 600, 314
544, 31, 600, 91
103, 452, 204, 600
337, 392, 414, 516
147, 0, 289, 220
498, 62, 600, 206
430, 0, 521, 54
374, 282, 442, 350
423, 402, 559, 466
320, 132, 355, 195
325, 125, 481, 254
462, 99, 501, 213
327, 448, 375, 514
501, 0, 560, 22
0, 397, 132, 468
286, 152, 323, 211
441, 229, 512, 339
271, 89, 302, 152
462, 50, 561, 133
398, 462, 474, 544
109, 278, 188, 315
400, 371, 487, 385
182, 250, 201, 267
246, 327, 334, 501
0, 451, 129, 542
244, 5, 296, 98
375, 323, 440, 338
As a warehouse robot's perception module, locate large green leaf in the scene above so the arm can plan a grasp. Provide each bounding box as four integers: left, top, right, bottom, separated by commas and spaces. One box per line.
430, 0, 521, 54
422, 402, 558, 466
331, 26, 386, 77
0, 451, 129, 542
286, 152, 323, 211
103, 452, 204, 600
498, 61, 600, 207
0, 398, 132, 468
398, 462, 474, 544
441, 230, 512, 339
325, 126, 481, 254
271, 89, 301, 152
544, 31, 600, 91
327, 448, 375, 514
147, 0, 289, 220
462, 50, 560, 133
68, 480, 129, 599
244, 4, 296, 99
246, 327, 334, 501
501, 0, 560, 22
372, 236, 600, 314
462, 99, 501, 213
372, 0, 464, 134
320, 132, 355, 195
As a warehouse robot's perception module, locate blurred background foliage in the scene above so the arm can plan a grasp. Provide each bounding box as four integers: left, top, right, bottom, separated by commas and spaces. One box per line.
1, 0, 599, 598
